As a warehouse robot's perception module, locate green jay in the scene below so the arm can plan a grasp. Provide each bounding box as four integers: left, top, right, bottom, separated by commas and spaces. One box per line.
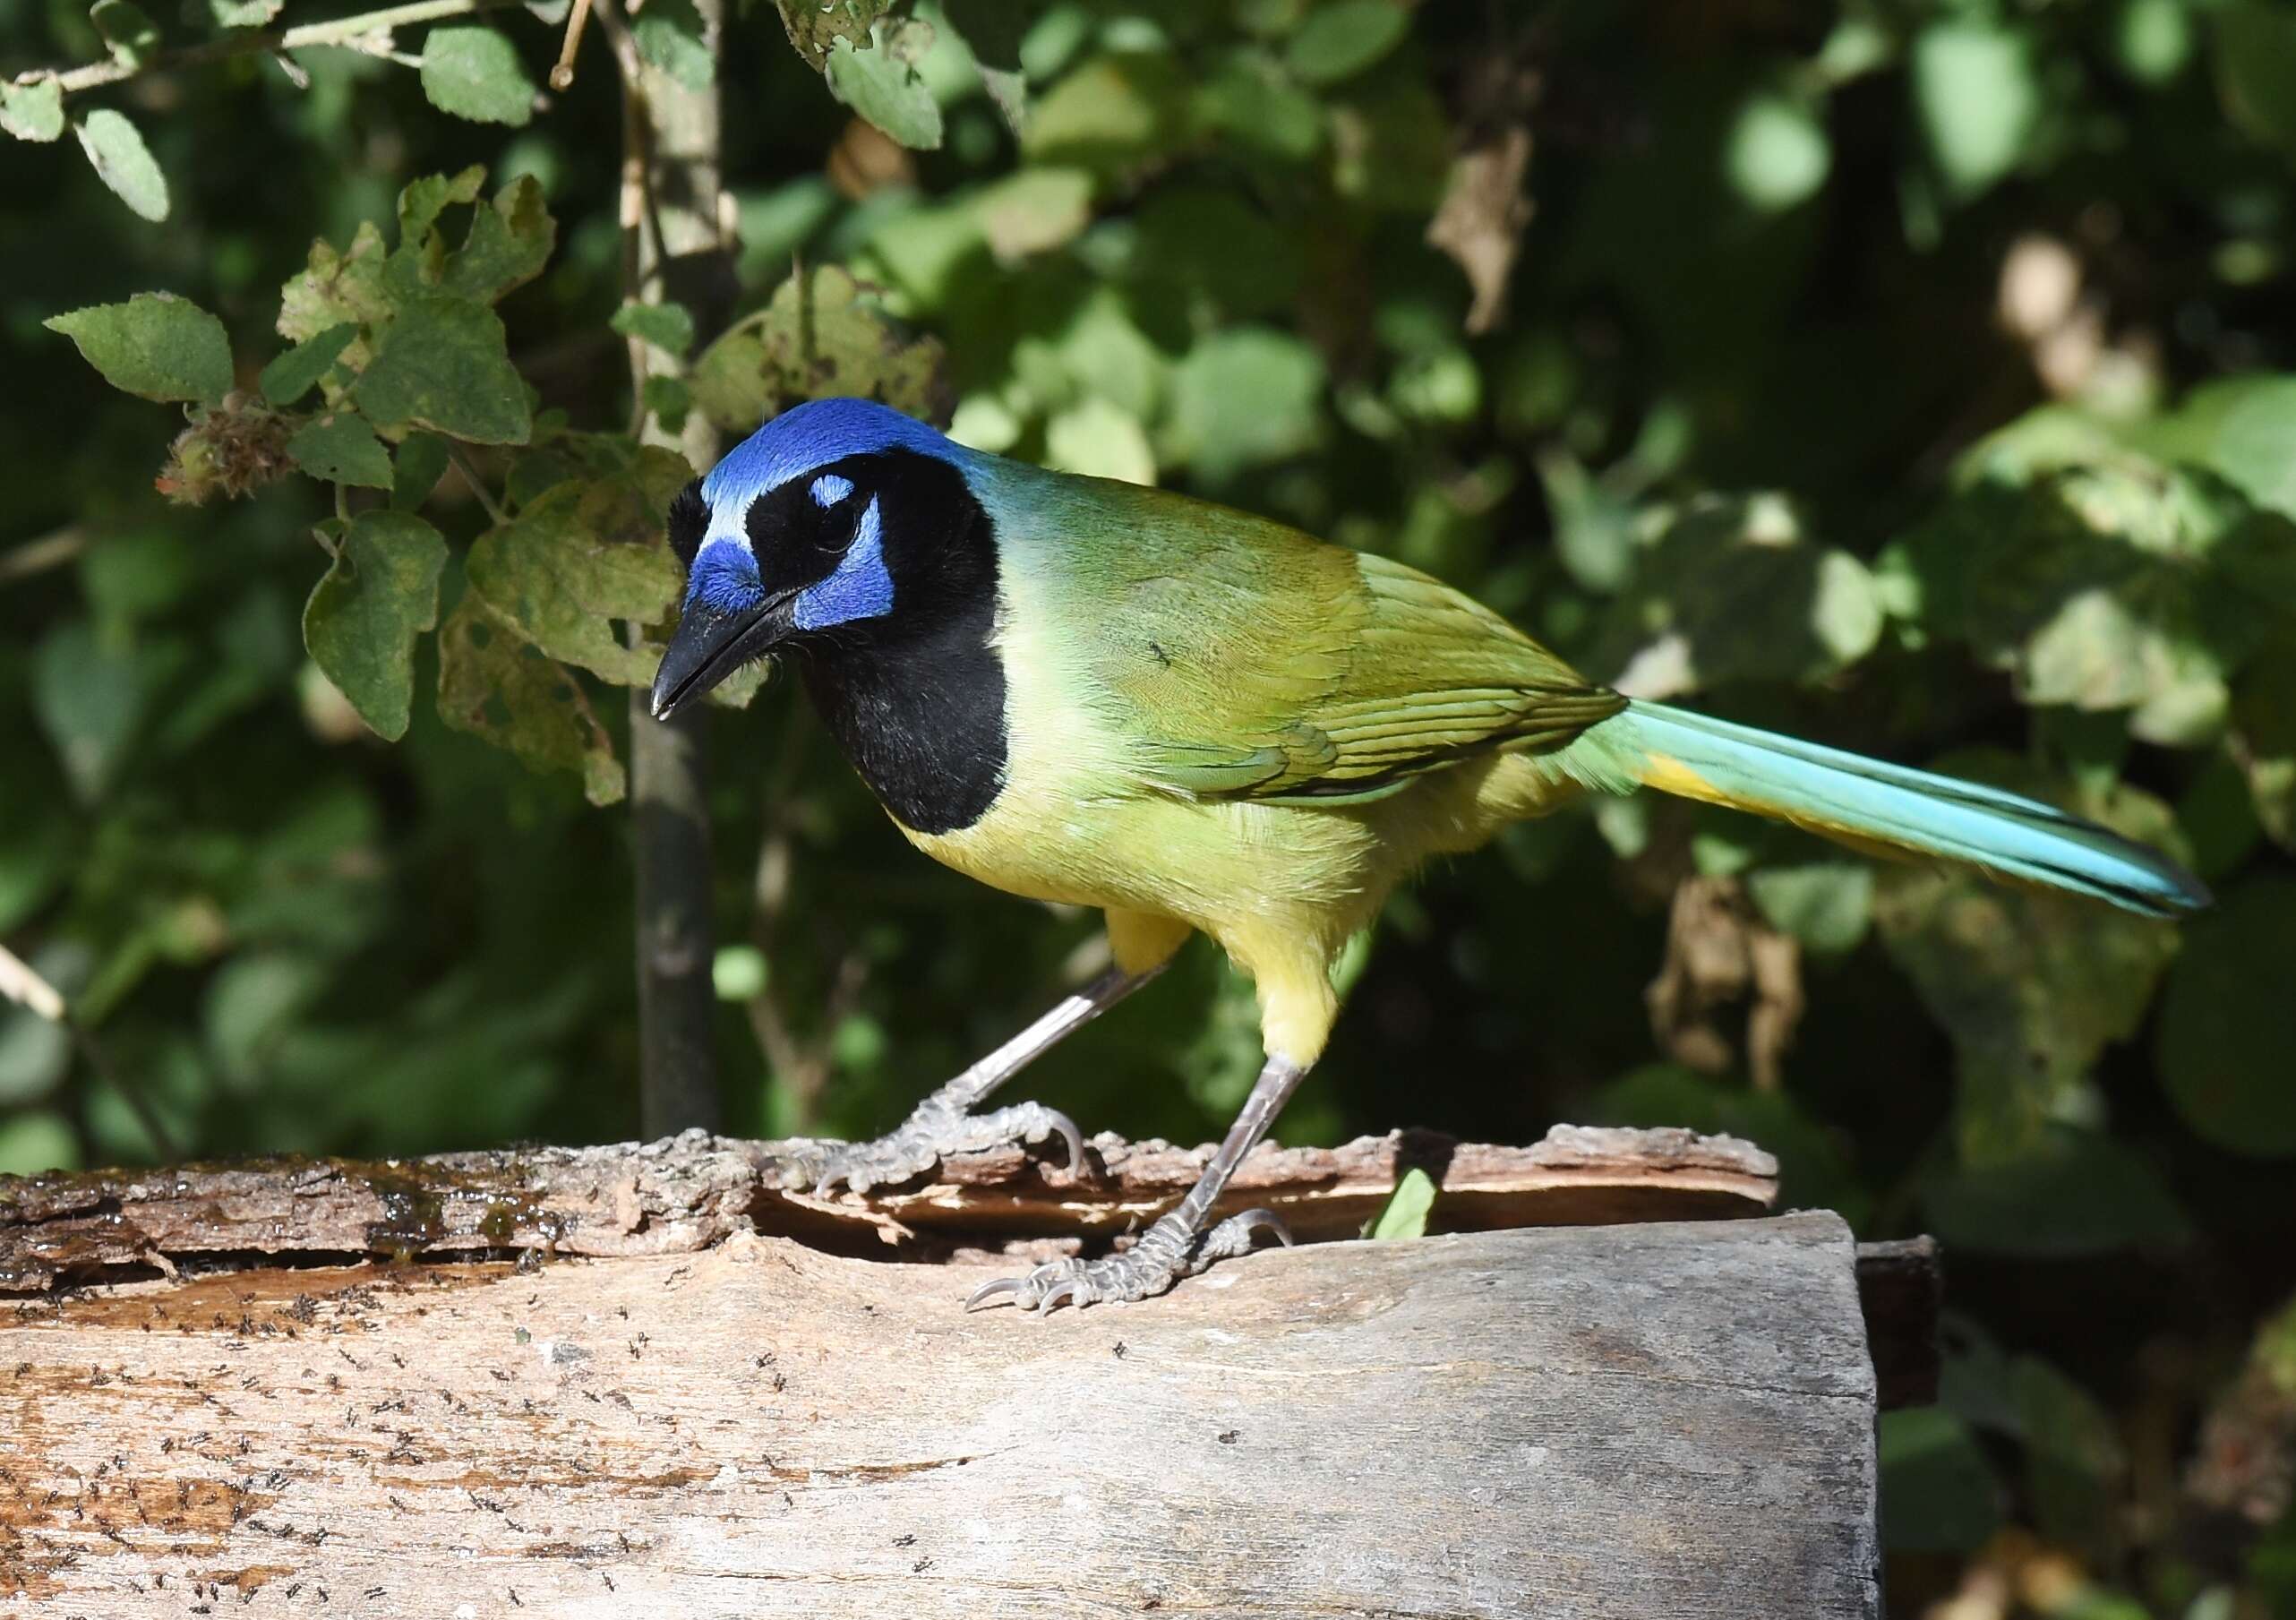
648, 397, 2206, 1313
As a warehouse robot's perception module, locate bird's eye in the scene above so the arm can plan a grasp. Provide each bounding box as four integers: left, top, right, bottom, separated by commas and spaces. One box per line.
810, 474, 855, 509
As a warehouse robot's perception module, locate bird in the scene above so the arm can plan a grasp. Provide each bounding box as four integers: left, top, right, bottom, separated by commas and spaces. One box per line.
647, 396, 2209, 1313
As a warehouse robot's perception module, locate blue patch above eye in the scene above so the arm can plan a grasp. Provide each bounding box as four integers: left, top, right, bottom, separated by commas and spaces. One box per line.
686, 539, 763, 613
810, 474, 854, 508
793, 497, 893, 630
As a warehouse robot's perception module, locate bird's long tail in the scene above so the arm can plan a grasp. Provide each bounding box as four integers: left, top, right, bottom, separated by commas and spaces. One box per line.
1564, 700, 2208, 918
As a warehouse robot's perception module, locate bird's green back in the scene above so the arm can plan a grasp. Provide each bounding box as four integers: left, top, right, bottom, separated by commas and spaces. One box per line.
972, 459, 1624, 805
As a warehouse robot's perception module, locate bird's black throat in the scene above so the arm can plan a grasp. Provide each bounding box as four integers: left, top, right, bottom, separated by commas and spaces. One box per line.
784, 449, 1007, 836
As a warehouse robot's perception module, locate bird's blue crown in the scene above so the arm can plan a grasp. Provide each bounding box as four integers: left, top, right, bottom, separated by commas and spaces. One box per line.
699, 398, 965, 510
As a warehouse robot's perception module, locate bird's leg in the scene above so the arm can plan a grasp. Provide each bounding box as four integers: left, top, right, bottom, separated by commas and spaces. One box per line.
772, 964, 1159, 1196
964, 1052, 1307, 1313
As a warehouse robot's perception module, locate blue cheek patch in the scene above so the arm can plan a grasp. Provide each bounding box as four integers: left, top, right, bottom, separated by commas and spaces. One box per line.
793, 497, 893, 630
686, 539, 763, 613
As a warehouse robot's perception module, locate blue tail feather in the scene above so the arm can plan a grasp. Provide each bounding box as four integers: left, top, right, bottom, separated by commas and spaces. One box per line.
1591, 701, 2209, 919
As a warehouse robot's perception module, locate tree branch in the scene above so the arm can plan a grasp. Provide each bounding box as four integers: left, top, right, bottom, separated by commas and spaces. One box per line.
17, 0, 528, 98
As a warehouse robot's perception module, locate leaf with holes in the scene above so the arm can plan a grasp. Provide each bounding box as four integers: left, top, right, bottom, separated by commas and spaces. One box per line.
436, 599, 624, 804
464, 479, 682, 687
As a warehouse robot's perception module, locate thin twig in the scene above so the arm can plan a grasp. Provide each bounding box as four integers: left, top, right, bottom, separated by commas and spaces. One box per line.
18, 0, 527, 98
0, 527, 88, 587
0, 945, 180, 1162
550, 0, 595, 90
446, 444, 510, 526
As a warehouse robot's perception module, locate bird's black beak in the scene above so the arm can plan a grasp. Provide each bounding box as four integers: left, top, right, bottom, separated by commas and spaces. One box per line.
648, 592, 794, 721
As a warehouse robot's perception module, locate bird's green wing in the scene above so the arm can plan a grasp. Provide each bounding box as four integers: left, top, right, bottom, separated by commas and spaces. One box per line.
1015, 474, 1621, 802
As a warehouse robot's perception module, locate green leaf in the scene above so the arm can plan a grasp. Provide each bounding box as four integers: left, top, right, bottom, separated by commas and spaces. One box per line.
1913, 19, 2038, 199
2157, 875, 2296, 1156
1364, 1166, 1437, 1240
634, 0, 714, 90
1022, 51, 1189, 173
1879, 1408, 2002, 1553
465, 477, 683, 686
90, 0, 160, 66
2214, 4, 2296, 161
1746, 861, 1873, 956
391, 432, 451, 510
259, 323, 357, 407
419, 26, 536, 126
775, 0, 887, 69
73, 107, 169, 221
32, 620, 152, 802
278, 219, 394, 348
1162, 326, 1326, 483
302, 510, 448, 741
440, 174, 557, 304
355, 292, 533, 445
611, 300, 697, 357
972, 167, 1094, 261
2013, 1358, 2125, 1560
0, 79, 64, 143
397, 164, 487, 249
642, 375, 691, 435
287, 413, 395, 490
1921, 1129, 2193, 1256
1591, 496, 1881, 696
2207, 375, 2296, 522
209, 0, 282, 26
1725, 90, 1831, 214
1044, 397, 1154, 484
0, 1112, 80, 1177
45, 292, 232, 406
1872, 754, 2187, 1161
2232, 640, 2296, 845
436, 599, 625, 804
1284, 0, 1409, 85
690, 265, 945, 433
826, 29, 943, 150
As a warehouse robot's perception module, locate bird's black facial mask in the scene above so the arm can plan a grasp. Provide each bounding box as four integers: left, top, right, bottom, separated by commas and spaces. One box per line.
648, 467, 886, 719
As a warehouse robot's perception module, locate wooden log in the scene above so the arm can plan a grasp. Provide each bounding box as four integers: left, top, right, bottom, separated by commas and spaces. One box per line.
0, 1125, 1780, 1288
0, 1211, 1880, 1617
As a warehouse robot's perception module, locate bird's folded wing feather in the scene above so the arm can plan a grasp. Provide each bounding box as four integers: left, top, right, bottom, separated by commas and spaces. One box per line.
1052, 493, 1621, 802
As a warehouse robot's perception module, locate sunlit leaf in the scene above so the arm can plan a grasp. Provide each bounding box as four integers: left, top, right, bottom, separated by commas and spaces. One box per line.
635, 0, 714, 90
419, 26, 536, 127
690, 265, 946, 433
1364, 1166, 1437, 1240
1162, 325, 1325, 483
826, 27, 942, 150
302, 511, 447, 741
611, 300, 697, 358
90, 0, 160, 66
0, 79, 64, 142
1914, 18, 2038, 199
775, 0, 887, 69
45, 292, 232, 406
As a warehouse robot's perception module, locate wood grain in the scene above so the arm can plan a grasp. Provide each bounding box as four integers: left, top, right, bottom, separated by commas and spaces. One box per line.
0, 1125, 1779, 1289
0, 1212, 1879, 1618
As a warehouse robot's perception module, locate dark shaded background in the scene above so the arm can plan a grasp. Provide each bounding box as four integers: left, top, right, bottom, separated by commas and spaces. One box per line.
6, 1, 2296, 1612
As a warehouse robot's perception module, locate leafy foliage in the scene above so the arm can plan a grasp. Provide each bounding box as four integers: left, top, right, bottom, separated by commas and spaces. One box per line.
7, 2, 2296, 1612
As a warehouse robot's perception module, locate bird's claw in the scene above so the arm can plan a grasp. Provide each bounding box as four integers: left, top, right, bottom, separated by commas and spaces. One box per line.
775, 1100, 1090, 1196
964, 1206, 1292, 1314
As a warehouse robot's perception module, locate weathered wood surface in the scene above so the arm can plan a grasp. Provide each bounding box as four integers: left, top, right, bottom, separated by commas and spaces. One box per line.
0, 1125, 1780, 1289
0, 1212, 1880, 1618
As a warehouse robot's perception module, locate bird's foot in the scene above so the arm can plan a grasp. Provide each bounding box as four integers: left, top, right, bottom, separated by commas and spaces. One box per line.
964, 1207, 1292, 1313
773, 1099, 1087, 1196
